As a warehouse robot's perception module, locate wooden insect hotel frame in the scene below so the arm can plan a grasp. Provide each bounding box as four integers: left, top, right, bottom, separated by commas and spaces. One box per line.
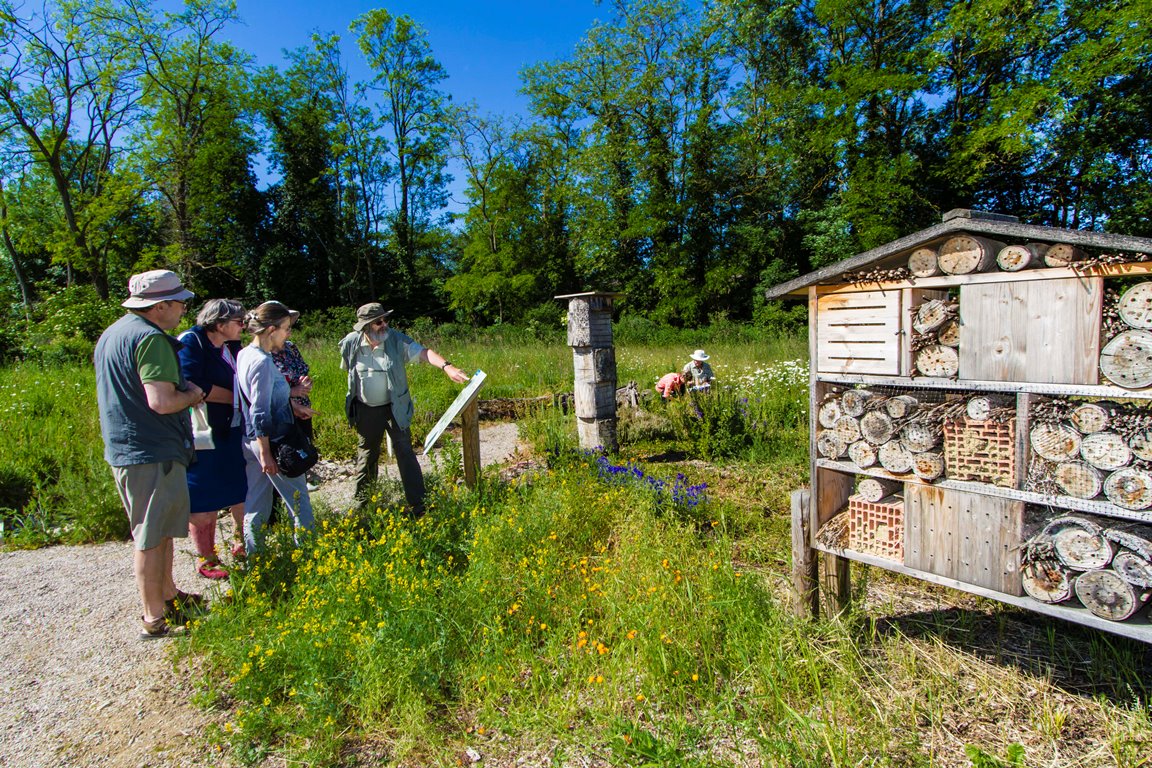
768, 209, 1152, 642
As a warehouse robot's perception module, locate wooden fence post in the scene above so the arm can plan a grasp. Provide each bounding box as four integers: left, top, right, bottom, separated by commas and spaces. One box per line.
791, 489, 819, 619
461, 399, 481, 489
822, 553, 852, 618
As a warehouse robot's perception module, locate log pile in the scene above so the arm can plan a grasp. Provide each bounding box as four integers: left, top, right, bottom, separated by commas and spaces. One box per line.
817, 388, 958, 481
1027, 398, 1152, 509
909, 297, 960, 377
1021, 513, 1152, 622
905, 236, 1098, 278
1101, 281, 1152, 389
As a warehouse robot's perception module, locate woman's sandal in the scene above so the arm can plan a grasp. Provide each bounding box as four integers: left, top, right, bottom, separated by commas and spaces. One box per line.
197, 557, 229, 580
140, 615, 188, 640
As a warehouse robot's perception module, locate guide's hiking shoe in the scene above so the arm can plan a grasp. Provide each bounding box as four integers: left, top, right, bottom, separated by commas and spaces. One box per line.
140, 616, 187, 640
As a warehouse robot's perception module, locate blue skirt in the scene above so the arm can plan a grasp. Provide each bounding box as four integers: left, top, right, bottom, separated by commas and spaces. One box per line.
187, 427, 247, 513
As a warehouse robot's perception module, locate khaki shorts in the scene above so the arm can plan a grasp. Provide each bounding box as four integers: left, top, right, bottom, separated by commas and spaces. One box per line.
112, 461, 190, 550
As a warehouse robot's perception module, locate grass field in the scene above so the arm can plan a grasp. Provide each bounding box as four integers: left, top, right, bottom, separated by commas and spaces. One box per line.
2, 328, 1150, 766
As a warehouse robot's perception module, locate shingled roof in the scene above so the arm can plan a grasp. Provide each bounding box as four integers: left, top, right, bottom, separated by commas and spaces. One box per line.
764, 209, 1152, 299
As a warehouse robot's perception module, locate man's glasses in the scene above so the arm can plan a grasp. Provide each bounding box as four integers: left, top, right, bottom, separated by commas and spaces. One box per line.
371, 318, 388, 328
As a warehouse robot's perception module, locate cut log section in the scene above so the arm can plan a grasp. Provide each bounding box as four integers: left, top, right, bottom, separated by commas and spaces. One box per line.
878, 441, 914, 474
1079, 432, 1132, 471
915, 344, 959, 377
966, 395, 1012, 422
901, 421, 941, 453
857, 477, 902, 503
911, 452, 945, 481
912, 299, 952, 333
860, 411, 896, 445
936, 319, 961, 347
1054, 461, 1103, 499
1099, 330, 1152, 389
1074, 569, 1149, 621
848, 440, 877, 468
1102, 467, 1152, 510
1022, 561, 1076, 604
1044, 515, 1113, 569
938, 234, 1007, 275
1116, 282, 1152, 329
816, 430, 847, 459
840, 389, 873, 418
885, 395, 919, 420
1030, 422, 1082, 462
1112, 550, 1152, 588
833, 416, 862, 445
1044, 243, 1087, 268
817, 398, 843, 429
1069, 402, 1111, 434
1104, 523, 1152, 567
996, 242, 1049, 272
907, 246, 941, 278
1128, 431, 1152, 461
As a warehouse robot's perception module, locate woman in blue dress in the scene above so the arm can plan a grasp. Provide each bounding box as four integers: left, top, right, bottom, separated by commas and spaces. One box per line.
178, 299, 248, 578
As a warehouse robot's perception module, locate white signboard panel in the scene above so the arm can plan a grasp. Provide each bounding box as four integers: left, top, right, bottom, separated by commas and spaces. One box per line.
422, 369, 488, 453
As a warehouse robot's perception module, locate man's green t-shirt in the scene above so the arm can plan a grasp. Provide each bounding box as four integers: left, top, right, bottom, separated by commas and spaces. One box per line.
135, 334, 181, 385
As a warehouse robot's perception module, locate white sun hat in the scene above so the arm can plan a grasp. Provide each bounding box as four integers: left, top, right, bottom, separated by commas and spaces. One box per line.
690, 349, 710, 361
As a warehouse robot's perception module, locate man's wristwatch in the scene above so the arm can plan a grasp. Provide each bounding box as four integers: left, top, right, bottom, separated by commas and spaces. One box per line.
441, 361, 452, 370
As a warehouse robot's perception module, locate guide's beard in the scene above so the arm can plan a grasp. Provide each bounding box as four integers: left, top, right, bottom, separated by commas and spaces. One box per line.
368, 328, 390, 345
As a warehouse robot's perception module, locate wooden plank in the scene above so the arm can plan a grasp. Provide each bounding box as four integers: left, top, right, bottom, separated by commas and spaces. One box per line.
766, 215, 1152, 299
814, 373, 1152, 399
1015, 393, 1034, 491
961, 277, 1103, 384
822, 552, 852, 618
461, 399, 480, 489
906, 485, 958, 579
811, 542, 1152, 644
816, 290, 901, 374
957, 492, 1023, 594
791, 489, 819, 619
812, 261, 1152, 297
815, 467, 853, 530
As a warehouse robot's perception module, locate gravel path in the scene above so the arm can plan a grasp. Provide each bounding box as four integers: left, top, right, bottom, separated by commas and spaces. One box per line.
0, 423, 521, 768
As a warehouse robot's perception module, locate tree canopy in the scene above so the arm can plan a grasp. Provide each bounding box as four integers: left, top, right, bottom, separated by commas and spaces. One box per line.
1, 0, 1148, 329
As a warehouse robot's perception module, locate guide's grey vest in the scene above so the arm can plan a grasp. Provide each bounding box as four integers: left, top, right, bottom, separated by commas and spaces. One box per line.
94, 313, 194, 467
339, 331, 416, 430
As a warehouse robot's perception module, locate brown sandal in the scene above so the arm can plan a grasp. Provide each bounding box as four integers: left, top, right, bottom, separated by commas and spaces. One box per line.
165, 590, 206, 624
140, 615, 187, 640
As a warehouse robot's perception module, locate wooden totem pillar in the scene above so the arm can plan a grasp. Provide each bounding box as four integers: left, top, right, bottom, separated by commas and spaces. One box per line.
557, 291, 622, 452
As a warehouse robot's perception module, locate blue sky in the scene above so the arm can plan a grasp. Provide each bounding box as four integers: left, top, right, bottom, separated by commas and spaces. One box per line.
212, 1, 610, 211
227, 1, 608, 116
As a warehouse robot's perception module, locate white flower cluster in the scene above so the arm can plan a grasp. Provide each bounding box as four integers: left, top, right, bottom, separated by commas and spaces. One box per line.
728, 359, 809, 396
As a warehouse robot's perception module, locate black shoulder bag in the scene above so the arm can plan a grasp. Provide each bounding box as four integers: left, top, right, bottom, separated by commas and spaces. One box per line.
239, 366, 319, 478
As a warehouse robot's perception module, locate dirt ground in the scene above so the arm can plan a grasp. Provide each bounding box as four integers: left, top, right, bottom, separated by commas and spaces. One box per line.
0, 423, 521, 768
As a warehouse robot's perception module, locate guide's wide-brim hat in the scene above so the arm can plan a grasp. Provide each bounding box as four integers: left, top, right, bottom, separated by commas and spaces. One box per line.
354, 302, 395, 331
121, 270, 194, 308
690, 349, 710, 362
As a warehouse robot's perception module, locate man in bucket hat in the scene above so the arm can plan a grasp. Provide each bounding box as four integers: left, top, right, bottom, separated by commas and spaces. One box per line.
95, 270, 207, 639
339, 302, 470, 514
681, 349, 716, 390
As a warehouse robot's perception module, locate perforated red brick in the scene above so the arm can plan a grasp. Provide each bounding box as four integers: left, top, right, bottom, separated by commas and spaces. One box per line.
943, 417, 1016, 488
847, 494, 904, 562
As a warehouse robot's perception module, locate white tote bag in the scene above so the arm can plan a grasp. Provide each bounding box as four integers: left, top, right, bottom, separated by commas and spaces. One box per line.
191, 403, 215, 451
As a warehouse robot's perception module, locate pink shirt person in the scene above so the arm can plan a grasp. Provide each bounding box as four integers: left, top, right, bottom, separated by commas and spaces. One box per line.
655, 372, 685, 399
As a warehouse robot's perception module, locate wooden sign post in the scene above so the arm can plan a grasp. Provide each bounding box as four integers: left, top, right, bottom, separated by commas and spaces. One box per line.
556, 292, 622, 453
423, 370, 488, 489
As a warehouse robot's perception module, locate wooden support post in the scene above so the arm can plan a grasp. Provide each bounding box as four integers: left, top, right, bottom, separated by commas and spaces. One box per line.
461, 399, 480, 489
791, 489, 819, 619
822, 553, 852, 618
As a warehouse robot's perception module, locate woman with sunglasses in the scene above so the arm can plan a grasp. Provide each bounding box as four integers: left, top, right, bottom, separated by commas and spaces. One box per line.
177, 299, 248, 578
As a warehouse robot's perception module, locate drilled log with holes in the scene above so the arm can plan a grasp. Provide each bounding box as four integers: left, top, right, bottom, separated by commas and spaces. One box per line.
840, 389, 873, 418
936, 319, 961, 347
860, 410, 896, 445
885, 394, 919, 419
1044, 243, 1087, 268
907, 246, 941, 277
911, 452, 945, 481
901, 421, 941, 453
1070, 403, 1111, 434
1074, 569, 1150, 621
857, 477, 902, 503
914, 344, 959, 377
1102, 467, 1152, 510
1031, 422, 1082, 462
912, 299, 952, 334
938, 234, 1008, 274
817, 430, 847, 459
996, 242, 1049, 272
818, 398, 843, 429
1022, 560, 1076, 604
1100, 330, 1152, 389
1116, 282, 1152, 329
966, 395, 1013, 422
1054, 461, 1103, 499
1080, 432, 1132, 471
848, 440, 877, 468
878, 440, 914, 474
1045, 516, 1114, 570
833, 416, 861, 446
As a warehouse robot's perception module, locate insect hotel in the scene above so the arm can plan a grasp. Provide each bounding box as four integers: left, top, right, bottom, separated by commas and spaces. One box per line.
767, 209, 1152, 642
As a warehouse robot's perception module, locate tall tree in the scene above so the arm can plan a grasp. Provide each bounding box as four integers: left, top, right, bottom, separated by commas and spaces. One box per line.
0, 0, 143, 297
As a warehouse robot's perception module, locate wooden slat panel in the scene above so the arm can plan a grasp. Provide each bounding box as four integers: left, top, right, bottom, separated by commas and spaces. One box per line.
816, 290, 901, 374
960, 277, 1103, 384
906, 485, 958, 579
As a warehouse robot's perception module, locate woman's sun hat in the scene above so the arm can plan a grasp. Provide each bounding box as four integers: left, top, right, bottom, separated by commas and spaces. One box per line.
690, 349, 710, 362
